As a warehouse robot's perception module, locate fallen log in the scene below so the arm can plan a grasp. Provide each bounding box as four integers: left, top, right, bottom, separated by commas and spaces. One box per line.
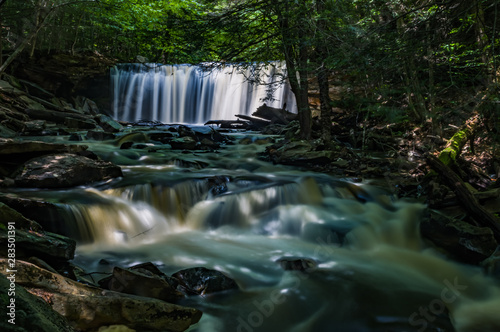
235, 114, 270, 128
253, 103, 297, 125
426, 153, 500, 241
205, 119, 250, 129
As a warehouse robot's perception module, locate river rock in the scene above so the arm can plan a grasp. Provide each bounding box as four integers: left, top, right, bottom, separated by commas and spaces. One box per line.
23, 120, 46, 135
0, 274, 76, 332
421, 211, 498, 264
276, 257, 318, 273
0, 260, 202, 332
14, 153, 123, 188
268, 140, 336, 165
86, 130, 116, 140
0, 124, 16, 138
0, 202, 76, 261
170, 136, 198, 150
96, 114, 123, 133
0, 192, 69, 229
64, 117, 98, 129
99, 265, 184, 302
172, 267, 239, 295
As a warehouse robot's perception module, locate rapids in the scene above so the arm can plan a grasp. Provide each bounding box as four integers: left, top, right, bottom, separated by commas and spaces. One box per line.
8, 130, 500, 332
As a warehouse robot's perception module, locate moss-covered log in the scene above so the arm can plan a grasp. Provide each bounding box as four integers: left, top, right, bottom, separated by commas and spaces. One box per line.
438, 112, 481, 165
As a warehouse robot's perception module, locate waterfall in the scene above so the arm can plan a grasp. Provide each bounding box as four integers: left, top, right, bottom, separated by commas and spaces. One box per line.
111, 63, 297, 124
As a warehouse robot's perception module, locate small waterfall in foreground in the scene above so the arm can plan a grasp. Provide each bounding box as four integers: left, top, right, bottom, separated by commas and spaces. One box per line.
111, 62, 297, 124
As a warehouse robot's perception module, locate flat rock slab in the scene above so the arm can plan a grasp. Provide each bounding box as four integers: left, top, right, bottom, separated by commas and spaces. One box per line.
0, 139, 85, 155
0, 260, 202, 332
15, 153, 122, 188
0, 274, 76, 332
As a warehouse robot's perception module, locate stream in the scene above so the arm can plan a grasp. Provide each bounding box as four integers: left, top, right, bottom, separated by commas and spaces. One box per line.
8, 128, 500, 332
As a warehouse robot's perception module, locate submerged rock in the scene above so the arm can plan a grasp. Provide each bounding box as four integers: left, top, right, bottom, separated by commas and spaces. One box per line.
172, 267, 239, 296
276, 257, 318, 273
15, 153, 122, 188
0, 260, 202, 332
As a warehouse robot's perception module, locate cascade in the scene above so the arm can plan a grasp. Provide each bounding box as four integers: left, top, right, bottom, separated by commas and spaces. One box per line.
111, 63, 297, 124
58, 173, 500, 331
12, 134, 500, 331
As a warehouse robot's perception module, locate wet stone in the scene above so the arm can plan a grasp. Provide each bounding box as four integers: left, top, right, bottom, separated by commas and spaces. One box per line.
99, 265, 183, 303
172, 267, 239, 296
276, 257, 318, 273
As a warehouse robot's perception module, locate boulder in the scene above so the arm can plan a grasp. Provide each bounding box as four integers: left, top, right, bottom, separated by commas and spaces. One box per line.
0, 202, 76, 261
99, 264, 184, 303
14, 153, 122, 188
421, 211, 498, 264
96, 114, 123, 133
0, 274, 76, 332
0, 260, 202, 332
0, 193, 74, 229
172, 267, 239, 296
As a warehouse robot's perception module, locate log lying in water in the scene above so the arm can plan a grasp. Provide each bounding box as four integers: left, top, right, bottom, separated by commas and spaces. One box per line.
235, 114, 270, 128
204, 119, 250, 129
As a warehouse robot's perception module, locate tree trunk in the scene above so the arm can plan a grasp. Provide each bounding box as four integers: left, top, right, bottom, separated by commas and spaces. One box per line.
315, 0, 331, 142
474, 0, 491, 83
397, 17, 426, 123
279, 4, 311, 140
0, 28, 40, 74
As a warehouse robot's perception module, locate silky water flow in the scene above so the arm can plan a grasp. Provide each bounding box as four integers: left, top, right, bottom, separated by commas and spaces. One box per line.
15, 136, 500, 332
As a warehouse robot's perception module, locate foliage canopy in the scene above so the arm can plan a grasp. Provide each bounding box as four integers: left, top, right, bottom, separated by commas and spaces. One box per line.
1, 0, 499, 137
